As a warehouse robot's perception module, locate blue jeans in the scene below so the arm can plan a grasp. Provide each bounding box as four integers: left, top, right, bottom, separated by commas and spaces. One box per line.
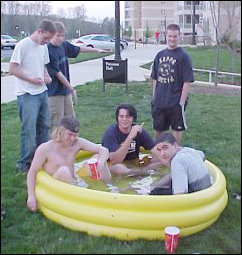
17, 91, 50, 169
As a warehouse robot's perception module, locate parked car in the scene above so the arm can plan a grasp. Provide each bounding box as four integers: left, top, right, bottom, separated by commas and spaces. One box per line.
111, 37, 128, 47
71, 34, 127, 51
1, 35, 17, 49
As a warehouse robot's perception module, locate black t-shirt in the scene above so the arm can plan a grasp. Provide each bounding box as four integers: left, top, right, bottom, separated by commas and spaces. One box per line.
101, 124, 155, 160
46, 41, 80, 96
151, 47, 194, 109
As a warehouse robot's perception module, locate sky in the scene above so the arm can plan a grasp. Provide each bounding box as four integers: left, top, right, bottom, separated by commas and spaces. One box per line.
50, 1, 125, 22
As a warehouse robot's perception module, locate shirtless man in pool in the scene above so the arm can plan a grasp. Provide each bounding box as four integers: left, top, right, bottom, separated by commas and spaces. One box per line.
27, 116, 114, 212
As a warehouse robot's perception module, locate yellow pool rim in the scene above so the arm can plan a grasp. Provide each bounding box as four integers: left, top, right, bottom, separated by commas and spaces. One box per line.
35, 150, 228, 240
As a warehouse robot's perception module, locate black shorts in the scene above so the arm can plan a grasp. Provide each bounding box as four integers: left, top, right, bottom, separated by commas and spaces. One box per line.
149, 187, 173, 195
151, 103, 188, 132
149, 180, 173, 195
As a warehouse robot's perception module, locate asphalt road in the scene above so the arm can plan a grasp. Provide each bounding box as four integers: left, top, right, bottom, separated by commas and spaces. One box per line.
1, 48, 14, 58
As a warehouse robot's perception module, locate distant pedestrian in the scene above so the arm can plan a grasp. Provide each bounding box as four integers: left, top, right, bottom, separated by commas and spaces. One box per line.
150, 24, 194, 144
46, 21, 110, 133
9, 19, 56, 173
154, 30, 160, 45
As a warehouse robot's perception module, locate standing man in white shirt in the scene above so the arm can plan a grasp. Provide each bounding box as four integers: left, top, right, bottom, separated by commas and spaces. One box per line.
9, 19, 56, 173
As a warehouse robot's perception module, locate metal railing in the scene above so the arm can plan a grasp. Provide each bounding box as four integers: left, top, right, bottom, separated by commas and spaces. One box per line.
193, 68, 241, 87
143, 67, 241, 88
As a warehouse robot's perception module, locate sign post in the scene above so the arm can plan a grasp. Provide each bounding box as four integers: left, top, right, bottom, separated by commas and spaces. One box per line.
102, 1, 128, 93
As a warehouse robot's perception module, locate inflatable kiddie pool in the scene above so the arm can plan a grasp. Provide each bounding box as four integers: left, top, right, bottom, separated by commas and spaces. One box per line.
35, 149, 228, 241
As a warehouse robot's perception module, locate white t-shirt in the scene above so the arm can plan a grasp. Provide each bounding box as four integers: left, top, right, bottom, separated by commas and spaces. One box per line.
10, 37, 50, 96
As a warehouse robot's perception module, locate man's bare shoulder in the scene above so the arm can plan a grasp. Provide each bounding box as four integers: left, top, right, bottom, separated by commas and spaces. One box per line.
36, 140, 55, 153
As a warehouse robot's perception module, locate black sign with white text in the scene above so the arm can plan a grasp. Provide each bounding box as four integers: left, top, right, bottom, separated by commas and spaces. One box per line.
103, 59, 128, 83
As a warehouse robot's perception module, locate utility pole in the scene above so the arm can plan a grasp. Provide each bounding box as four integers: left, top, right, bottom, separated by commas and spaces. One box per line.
115, 1, 121, 60
192, 1, 196, 45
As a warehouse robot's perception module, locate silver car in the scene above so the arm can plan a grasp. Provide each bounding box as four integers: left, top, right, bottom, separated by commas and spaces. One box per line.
71, 34, 127, 51
1, 35, 17, 49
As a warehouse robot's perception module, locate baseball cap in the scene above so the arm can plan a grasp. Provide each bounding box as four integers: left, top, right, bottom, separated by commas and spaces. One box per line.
59, 116, 80, 133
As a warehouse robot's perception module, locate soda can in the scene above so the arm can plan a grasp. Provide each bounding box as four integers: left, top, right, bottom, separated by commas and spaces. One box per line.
87, 158, 100, 179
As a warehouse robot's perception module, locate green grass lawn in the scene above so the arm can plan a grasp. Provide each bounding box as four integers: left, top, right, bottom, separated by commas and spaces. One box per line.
141, 46, 241, 85
1, 57, 11, 63
68, 51, 113, 64
1, 81, 241, 254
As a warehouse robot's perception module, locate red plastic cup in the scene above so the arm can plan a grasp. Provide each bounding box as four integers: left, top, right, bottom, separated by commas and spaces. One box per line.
164, 226, 180, 254
87, 158, 100, 179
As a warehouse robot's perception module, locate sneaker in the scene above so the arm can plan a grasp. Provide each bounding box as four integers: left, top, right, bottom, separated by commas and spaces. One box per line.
1, 207, 6, 221
106, 184, 119, 193
233, 192, 241, 201
16, 163, 30, 174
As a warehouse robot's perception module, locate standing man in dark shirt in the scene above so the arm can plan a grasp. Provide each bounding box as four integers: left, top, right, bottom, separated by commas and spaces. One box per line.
150, 24, 194, 144
46, 21, 109, 133
101, 104, 162, 176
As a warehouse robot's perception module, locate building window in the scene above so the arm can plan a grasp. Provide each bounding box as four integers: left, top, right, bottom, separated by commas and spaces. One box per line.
125, 10, 130, 18
161, 9, 166, 15
184, 1, 200, 5
161, 20, 166, 26
179, 15, 183, 24
185, 15, 192, 24
184, 14, 200, 24
161, 1, 165, 4
194, 14, 200, 24
125, 21, 129, 29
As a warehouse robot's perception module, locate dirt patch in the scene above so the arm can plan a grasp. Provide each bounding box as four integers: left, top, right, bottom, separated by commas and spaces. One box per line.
190, 84, 241, 97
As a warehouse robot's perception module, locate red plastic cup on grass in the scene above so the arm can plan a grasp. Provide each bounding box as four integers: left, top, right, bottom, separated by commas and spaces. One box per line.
164, 226, 180, 254
87, 158, 100, 179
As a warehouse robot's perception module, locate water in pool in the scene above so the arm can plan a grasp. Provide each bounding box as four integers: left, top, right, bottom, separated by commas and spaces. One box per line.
74, 153, 170, 195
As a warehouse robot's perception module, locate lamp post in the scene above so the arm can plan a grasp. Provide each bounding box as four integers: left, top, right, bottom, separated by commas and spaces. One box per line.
164, 15, 167, 44
115, 1, 121, 60
192, 1, 196, 45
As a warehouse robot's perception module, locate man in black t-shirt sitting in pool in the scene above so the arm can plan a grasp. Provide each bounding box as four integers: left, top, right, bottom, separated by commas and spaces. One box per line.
101, 104, 162, 176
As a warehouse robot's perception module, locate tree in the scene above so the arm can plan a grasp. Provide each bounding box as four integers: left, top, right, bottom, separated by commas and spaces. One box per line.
1, 1, 7, 14
72, 5, 86, 21
220, 1, 241, 81
57, 8, 67, 18
210, 1, 221, 87
39, 1, 52, 17
145, 26, 152, 38
124, 25, 132, 38
220, 1, 241, 43
4, 1, 21, 15
102, 17, 115, 36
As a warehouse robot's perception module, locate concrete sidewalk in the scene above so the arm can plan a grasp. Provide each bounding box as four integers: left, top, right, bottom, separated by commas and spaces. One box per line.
1, 43, 162, 104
